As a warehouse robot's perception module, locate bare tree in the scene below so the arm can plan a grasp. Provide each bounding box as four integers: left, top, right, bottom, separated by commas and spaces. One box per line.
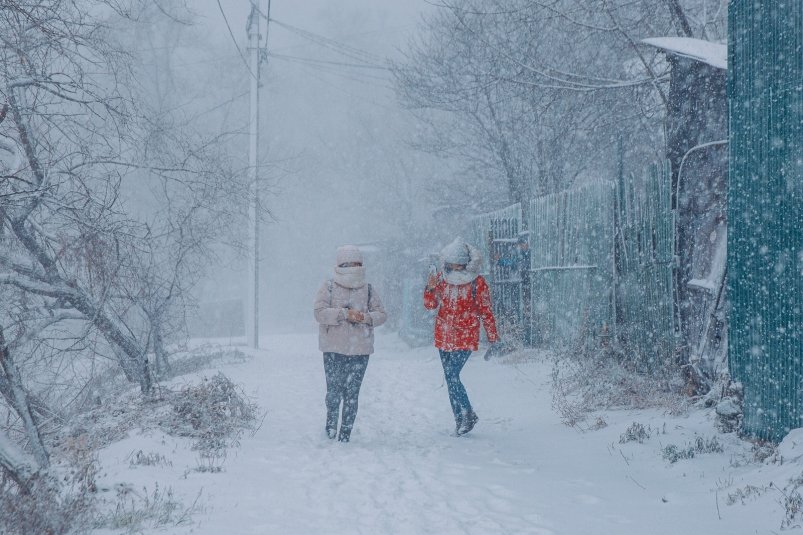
0, 7, 260, 530
394, 0, 726, 214
0, 0, 252, 395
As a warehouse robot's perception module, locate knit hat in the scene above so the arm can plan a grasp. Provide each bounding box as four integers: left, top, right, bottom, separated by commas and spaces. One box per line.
440, 239, 471, 265
336, 245, 363, 266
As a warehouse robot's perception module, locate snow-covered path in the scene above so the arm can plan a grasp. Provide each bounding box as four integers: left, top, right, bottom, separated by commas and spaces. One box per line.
202, 333, 552, 534
99, 332, 783, 534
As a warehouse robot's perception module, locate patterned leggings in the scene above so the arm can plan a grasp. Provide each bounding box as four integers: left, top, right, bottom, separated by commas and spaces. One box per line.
323, 352, 369, 433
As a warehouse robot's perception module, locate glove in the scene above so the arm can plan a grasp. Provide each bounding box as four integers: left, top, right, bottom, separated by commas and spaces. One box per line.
483, 341, 505, 361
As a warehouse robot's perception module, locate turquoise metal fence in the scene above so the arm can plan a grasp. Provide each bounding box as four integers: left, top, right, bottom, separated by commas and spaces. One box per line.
439, 160, 678, 368
728, 1, 803, 441
615, 162, 677, 371
463, 166, 676, 363
467, 204, 524, 337
467, 204, 522, 273
527, 181, 616, 346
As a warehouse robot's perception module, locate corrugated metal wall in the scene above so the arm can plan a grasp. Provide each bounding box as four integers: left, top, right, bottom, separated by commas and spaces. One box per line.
728, 1, 803, 441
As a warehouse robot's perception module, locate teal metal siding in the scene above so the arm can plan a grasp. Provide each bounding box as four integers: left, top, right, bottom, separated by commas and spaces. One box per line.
728, 1, 803, 441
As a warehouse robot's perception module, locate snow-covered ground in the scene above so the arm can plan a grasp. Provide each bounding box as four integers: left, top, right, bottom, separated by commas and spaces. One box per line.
94, 332, 799, 534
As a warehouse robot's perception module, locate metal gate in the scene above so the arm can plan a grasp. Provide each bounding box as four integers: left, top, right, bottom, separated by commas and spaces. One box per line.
468, 204, 523, 340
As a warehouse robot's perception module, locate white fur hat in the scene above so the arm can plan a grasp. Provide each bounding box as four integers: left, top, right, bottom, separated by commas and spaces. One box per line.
440, 239, 471, 265
336, 245, 363, 266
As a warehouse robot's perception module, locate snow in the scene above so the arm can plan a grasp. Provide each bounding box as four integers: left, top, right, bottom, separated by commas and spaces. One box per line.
0, 432, 34, 474
778, 429, 803, 463
715, 398, 741, 418
94, 332, 797, 534
642, 37, 727, 70
688, 278, 718, 292
533, 265, 597, 272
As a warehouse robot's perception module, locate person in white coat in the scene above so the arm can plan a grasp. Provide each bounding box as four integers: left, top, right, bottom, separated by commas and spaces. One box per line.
313, 245, 387, 442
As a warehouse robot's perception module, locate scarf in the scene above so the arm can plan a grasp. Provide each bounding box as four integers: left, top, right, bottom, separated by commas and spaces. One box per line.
334, 265, 366, 289
443, 269, 479, 286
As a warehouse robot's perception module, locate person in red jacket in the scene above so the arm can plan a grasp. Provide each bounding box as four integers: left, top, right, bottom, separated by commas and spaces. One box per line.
424, 239, 499, 435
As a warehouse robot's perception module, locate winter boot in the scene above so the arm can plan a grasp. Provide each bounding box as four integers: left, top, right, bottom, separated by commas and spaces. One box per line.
326, 412, 338, 440
457, 411, 478, 436
454, 413, 464, 436
338, 426, 352, 443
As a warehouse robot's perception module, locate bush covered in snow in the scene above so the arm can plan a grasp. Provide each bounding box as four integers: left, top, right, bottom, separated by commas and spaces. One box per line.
0, 474, 93, 535
0, 346, 259, 534
164, 372, 259, 447
619, 422, 652, 444
0, 449, 97, 535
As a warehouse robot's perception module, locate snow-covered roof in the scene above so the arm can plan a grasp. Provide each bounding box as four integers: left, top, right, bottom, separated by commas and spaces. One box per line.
642, 37, 727, 70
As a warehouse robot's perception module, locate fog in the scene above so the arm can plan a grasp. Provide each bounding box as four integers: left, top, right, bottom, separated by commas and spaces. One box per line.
190, 0, 443, 334
5, 2, 800, 532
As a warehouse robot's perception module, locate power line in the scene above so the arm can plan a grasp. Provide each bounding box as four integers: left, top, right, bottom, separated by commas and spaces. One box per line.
269, 18, 387, 66
141, 54, 242, 69
216, 0, 257, 80
268, 52, 390, 71
270, 23, 415, 54
269, 54, 392, 87
293, 62, 399, 111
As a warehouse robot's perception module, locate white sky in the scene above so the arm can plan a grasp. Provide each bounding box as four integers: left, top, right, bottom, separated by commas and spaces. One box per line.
185, 0, 442, 333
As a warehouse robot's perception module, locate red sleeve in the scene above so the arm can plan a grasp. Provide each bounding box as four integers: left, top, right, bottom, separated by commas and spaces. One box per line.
424, 281, 440, 310
476, 277, 499, 342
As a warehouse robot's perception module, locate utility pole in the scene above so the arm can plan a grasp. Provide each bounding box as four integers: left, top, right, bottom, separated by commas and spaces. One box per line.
246, 0, 269, 349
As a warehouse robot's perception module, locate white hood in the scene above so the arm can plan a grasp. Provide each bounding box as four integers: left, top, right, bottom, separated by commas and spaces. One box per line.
441, 243, 483, 286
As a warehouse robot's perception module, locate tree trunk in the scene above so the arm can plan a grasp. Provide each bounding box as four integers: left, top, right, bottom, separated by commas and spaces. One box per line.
0, 429, 35, 493
0, 327, 50, 469
0, 373, 59, 426
665, 0, 694, 37
5, 219, 152, 394
6, 93, 153, 395
151, 317, 171, 379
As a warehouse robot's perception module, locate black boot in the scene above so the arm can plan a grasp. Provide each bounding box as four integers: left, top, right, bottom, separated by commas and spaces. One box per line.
338, 426, 351, 443
457, 411, 478, 436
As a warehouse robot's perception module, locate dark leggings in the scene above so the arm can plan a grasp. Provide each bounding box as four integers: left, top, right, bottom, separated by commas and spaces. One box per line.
323, 352, 369, 433
438, 349, 473, 422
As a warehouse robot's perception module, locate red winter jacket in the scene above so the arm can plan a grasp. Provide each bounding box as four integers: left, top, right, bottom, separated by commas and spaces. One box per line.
424, 275, 499, 351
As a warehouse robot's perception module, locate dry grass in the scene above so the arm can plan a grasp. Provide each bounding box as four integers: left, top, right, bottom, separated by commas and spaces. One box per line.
550, 340, 687, 429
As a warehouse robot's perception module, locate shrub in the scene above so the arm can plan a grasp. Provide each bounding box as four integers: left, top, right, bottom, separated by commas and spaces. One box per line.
93, 483, 200, 533
163, 373, 258, 471
129, 450, 172, 468
165, 373, 257, 440
662, 436, 724, 463
0, 468, 95, 535
619, 422, 652, 444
